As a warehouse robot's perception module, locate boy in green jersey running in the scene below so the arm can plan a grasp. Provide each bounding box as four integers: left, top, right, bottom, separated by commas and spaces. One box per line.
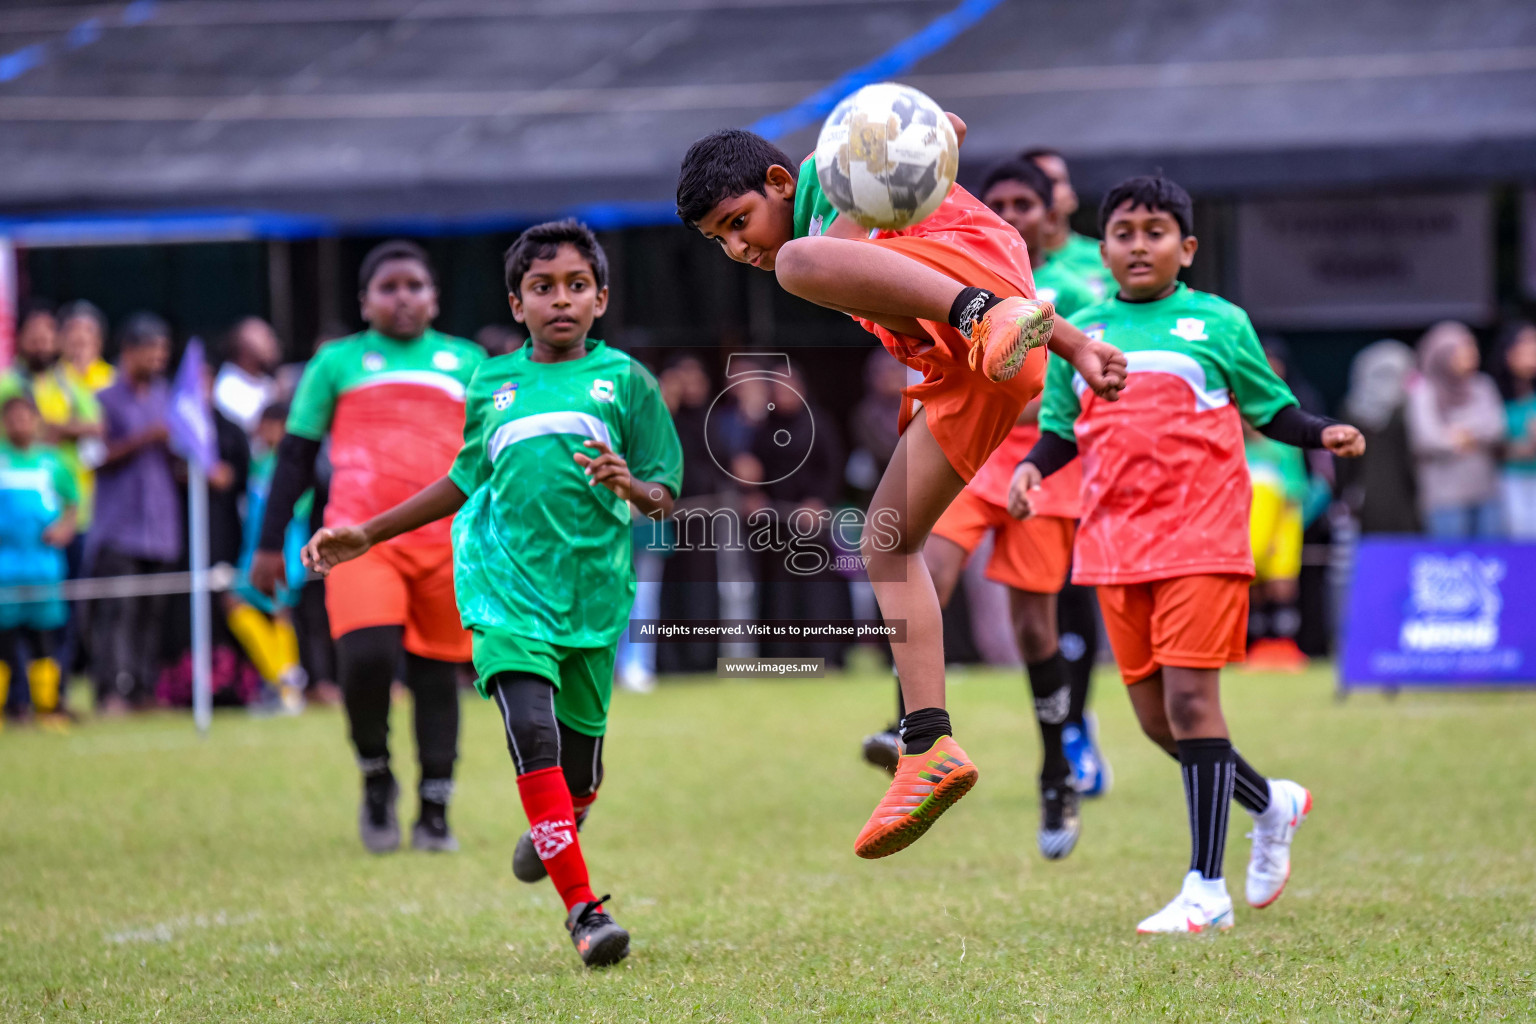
303, 221, 683, 968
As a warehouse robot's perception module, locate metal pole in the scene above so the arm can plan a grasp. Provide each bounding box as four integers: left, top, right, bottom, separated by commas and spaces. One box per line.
189, 460, 213, 735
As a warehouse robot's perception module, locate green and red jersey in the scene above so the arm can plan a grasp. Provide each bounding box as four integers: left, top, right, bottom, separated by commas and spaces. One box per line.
966, 255, 1095, 515
287, 329, 484, 547
1039, 283, 1297, 585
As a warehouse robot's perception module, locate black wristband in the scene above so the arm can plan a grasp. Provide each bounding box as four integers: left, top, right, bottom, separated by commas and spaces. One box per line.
1020, 431, 1078, 478
258, 434, 321, 551
1256, 404, 1339, 449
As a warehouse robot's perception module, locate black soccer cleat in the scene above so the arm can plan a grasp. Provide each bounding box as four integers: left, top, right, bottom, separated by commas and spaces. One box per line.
860, 726, 903, 775
411, 800, 459, 853
1037, 782, 1081, 861
566, 895, 629, 968
359, 774, 400, 855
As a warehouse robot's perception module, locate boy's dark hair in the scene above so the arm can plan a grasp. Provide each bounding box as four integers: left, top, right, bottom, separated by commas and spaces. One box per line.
116, 311, 170, 349
502, 219, 609, 297
18, 297, 56, 325
1098, 175, 1194, 237
980, 160, 1055, 210
259, 400, 291, 423
676, 128, 797, 228
358, 239, 433, 291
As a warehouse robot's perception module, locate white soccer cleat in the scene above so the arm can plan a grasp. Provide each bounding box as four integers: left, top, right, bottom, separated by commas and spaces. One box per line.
1245, 778, 1312, 908
1135, 871, 1234, 935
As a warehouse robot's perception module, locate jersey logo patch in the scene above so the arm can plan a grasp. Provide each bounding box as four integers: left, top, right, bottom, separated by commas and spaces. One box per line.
363, 352, 385, 371
589, 379, 615, 403
493, 382, 517, 410
433, 350, 461, 370
1084, 323, 1106, 343
1170, 318, 1209, 341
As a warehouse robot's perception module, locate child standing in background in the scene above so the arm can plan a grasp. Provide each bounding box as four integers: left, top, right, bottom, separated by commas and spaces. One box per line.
1496, 320, 1536, 539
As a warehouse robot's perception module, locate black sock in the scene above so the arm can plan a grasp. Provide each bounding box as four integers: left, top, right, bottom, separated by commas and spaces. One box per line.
1056, 583, 1098, 726
1178, 738, 1235, 881
1231, 751, 1271, 815
900, 706, 952, 756
1026, 653, 1072, 788
947, 287, 1002, 338
1161, 743, 1271, 816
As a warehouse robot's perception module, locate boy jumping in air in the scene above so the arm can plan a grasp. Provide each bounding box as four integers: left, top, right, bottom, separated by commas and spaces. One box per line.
676, 119, 1127, 860
304, 221, 683, 968
1015, 176, 1365, 933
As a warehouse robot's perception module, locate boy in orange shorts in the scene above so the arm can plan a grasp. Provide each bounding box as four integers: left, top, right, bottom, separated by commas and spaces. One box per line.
677, 123, 1128, 859
1016, 176, 1364, 932
861, 159, 1101, 860
253, 240, 484, 854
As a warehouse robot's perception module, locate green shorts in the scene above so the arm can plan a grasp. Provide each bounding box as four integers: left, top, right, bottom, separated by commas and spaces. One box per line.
470, 629, 615, 737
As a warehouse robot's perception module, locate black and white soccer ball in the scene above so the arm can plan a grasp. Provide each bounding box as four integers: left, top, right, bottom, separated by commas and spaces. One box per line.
814, 82, 959, 232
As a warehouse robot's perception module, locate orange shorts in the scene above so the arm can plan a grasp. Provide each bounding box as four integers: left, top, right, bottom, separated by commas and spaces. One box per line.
324, 541, 471, 662
854, 235, 1046, 482
931, 488, 1074, 594
1096, 574, 1250, 685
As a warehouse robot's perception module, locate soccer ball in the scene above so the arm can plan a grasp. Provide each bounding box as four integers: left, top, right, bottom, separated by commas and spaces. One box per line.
814, 82, 959, 232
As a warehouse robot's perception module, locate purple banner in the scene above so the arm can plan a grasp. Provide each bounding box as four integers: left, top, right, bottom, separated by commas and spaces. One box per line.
1341, 538, 1536, 688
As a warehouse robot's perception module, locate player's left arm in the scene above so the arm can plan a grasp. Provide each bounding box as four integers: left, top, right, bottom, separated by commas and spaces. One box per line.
575, 440, 674, 519
1047, 318, 1126, 402
588, 364, 686, 520
1231, 313, 1364, 458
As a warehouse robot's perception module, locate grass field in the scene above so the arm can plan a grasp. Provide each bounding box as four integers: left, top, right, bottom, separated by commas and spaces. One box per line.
2, 664, 1534, 1022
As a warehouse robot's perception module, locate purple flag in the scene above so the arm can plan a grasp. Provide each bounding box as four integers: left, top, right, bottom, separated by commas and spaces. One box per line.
167, 337, 217, 470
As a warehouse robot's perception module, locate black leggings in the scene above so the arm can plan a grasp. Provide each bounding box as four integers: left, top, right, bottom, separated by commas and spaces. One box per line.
336, 625, 460, 785
1056, 582, 1100, 724
489, 672, 604, 798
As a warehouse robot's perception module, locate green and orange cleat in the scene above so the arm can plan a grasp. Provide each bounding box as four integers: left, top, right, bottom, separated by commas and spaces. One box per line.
853, 736, 979, 859
966, 296, 1055, 382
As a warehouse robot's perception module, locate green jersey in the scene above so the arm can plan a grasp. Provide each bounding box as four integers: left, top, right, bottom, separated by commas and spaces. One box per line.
448, 340, 683, 649
1040, 283, 1297, 584
1032, 254, 1096, 320
793, 155, 841, 238
1052, 232, 1112, 302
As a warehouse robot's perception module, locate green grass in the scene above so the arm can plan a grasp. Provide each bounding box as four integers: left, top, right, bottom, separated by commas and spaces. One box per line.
1, 665, 1533, 1022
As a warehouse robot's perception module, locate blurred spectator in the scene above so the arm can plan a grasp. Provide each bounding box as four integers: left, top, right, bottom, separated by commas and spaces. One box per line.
475, 323, 520, 357
846, 349, 905, 501
0, 394, 78, 721
1495, 320, 1536, 539
58, 300, 115, 392
213, 316, 281, 436
1406, 321, 1506, 539
90, 313, 181, 713
1340, 340, 1420, 534
660, 355, 722, 498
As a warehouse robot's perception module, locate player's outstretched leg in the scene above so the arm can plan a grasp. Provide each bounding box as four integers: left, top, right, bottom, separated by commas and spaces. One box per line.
855, 411, 978, 859
493, 674, 628, 967
338, 626, 404, 854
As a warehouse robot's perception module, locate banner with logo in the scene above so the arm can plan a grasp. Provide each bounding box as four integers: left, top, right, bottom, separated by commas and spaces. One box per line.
1341, 538, 1536, 689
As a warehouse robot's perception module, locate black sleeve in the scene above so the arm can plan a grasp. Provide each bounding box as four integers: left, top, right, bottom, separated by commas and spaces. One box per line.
1020, 431, 1078, 479
258, 434, 321, 551
1256, 404, 1340, 449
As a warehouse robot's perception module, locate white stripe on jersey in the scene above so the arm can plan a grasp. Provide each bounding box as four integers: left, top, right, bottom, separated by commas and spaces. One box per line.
1070, 349, 1231, 411
344, 369, 467, 402
486, 411, 612, 464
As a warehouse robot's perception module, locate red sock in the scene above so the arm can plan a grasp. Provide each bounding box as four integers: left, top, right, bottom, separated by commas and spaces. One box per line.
516, 766, 596, 912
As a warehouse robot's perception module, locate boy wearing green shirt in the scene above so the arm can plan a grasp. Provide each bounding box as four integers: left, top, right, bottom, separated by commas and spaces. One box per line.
303, 221, 682, 969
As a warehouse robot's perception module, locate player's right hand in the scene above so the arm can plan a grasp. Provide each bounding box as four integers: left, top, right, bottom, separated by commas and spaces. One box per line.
1007, 462, 1043, 520
249, 549, 288, 596
301, 526, 372, 578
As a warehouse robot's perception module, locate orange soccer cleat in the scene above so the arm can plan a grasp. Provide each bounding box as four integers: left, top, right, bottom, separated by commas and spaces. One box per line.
966, 296, 1055, 383
853, 735, 979, 859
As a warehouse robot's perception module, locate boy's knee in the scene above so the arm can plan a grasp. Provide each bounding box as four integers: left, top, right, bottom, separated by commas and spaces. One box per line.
1164, 687, 1214, 735
1016, 620, 1057, 663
